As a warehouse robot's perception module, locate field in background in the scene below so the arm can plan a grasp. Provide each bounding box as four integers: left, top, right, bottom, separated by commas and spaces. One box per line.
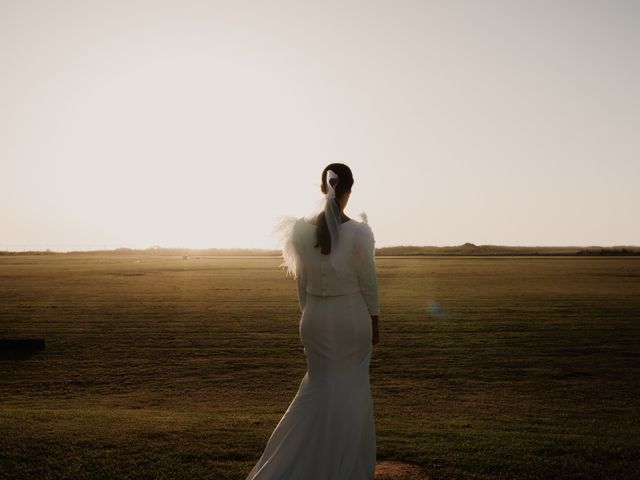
1, 255, 639, 479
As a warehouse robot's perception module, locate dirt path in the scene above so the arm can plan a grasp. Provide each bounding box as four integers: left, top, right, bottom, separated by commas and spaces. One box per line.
376, 461, 430, 479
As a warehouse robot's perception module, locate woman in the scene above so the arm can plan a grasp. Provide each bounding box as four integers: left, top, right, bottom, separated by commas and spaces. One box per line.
246, 163, 380, 480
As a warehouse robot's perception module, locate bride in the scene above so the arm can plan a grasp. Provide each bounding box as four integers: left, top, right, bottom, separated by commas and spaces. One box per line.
245, 163, 381, 480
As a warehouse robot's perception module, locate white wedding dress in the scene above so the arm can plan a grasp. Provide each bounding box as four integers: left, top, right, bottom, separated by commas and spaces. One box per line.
246, 214, 380, 480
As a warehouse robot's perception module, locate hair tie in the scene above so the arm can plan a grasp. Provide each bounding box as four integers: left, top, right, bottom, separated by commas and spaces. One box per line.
325, 169, 338, 200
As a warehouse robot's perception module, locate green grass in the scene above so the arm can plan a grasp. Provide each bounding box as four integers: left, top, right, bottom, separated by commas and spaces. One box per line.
1, 255, 639, 479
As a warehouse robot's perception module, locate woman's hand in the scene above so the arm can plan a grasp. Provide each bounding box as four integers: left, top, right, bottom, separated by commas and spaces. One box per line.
371, 315, 379, 346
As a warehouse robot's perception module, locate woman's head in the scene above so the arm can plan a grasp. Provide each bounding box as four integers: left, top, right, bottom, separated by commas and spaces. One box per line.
315, 163, 354, 255
320, 163, 354, 210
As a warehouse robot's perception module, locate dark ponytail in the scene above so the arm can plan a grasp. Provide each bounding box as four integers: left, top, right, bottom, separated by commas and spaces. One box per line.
315, 163, 354, 255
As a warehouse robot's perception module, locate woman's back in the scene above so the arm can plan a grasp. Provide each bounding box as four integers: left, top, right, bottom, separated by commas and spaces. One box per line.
283, 214, 379, 316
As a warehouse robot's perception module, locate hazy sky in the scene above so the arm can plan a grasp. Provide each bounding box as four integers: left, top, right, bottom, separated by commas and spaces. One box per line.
2, 0, 638, 250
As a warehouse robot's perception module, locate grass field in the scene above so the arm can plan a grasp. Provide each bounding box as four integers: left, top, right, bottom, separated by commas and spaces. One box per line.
1, 255, 639, 479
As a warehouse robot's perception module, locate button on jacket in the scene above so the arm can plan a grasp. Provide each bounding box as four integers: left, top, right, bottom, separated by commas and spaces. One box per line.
287, 216, 379, 316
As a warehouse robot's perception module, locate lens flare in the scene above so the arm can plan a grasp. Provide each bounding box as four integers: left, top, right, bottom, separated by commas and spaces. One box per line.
426, 302, 446, 319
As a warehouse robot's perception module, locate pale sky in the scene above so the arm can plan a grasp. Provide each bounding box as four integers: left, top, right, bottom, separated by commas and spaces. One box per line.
1, 0, 638, 251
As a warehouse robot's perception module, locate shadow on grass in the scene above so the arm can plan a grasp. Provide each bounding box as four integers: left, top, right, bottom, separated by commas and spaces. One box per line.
0, 338, 46, 360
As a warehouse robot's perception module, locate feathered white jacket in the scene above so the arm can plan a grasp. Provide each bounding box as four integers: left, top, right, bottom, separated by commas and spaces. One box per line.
277, 214, 379, 316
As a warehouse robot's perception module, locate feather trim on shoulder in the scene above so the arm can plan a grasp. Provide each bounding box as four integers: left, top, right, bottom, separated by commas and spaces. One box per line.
355, 213, 375, 252
273, 215, 303, 279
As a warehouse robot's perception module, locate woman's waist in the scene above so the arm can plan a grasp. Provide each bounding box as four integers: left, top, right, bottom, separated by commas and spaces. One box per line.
305, 287, 361, 298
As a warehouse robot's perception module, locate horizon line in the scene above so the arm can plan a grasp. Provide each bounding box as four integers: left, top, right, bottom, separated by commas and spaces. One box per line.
2, 243, 640, 254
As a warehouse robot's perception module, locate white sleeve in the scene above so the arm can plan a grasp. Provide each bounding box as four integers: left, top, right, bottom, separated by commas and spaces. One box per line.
296, 263, 307, 313
354, 222, 379, 316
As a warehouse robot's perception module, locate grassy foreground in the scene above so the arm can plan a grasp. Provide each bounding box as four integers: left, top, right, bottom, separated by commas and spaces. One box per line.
1, 255, 639, 479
